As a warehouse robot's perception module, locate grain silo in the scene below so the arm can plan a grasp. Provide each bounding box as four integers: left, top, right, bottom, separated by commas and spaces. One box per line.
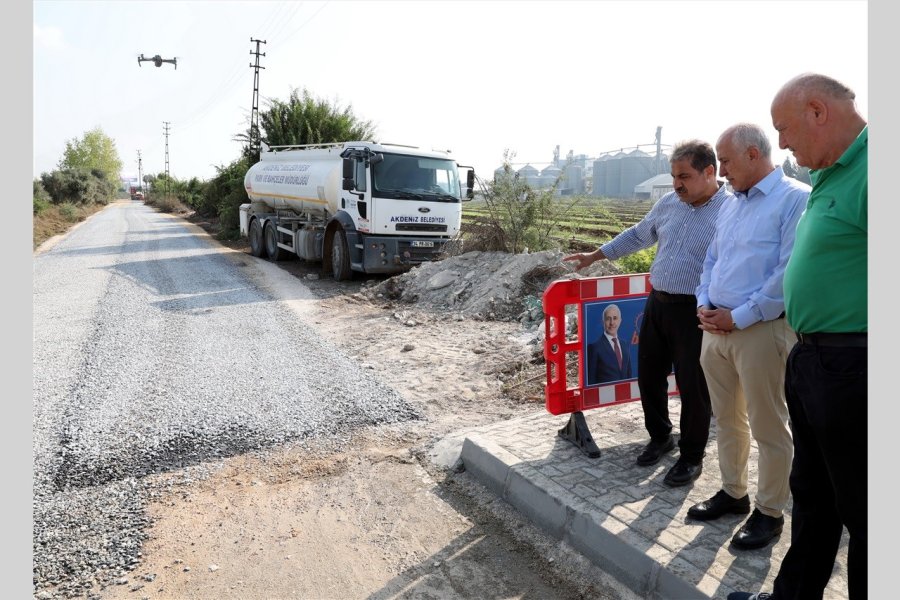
540, 165, 562, 189
618, 149, 658, 199
592, 155, 609, 197
604, 151, 626, 197
516, 164, 540, 187
563, 164, 585, 194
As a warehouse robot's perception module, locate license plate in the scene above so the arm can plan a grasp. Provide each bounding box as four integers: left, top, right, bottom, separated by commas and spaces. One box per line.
411, 240, 435, 248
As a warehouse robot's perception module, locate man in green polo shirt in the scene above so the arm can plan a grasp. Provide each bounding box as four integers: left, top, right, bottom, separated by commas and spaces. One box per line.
728, 73, 867, 600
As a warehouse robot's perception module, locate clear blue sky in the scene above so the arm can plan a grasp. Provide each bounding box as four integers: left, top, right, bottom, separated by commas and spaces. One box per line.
33, 1, 867, 184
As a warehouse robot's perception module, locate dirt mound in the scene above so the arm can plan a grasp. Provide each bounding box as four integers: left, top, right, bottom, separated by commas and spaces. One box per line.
359, 250, 625, 323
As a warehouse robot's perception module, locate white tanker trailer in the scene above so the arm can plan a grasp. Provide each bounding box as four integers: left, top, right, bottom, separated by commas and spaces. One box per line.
240, 141, 473, 280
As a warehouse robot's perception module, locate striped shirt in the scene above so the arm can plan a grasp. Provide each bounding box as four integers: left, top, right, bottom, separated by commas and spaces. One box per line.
601, 184, 731, 295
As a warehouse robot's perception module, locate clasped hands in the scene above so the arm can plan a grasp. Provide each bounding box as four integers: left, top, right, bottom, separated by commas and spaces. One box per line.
697, 306, 736, 335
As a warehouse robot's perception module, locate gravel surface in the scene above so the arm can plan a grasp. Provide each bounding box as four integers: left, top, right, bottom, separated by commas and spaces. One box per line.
32, 202, 420, 598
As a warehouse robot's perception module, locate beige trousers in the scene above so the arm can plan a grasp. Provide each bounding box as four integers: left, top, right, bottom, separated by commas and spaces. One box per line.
700, 319, 795, 518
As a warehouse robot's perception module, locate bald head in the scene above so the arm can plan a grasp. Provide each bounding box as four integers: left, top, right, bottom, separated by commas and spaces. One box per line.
775, 73, 857, 104
771, 72, 865, 169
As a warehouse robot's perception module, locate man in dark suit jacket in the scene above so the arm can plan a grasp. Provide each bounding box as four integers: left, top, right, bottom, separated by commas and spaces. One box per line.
587, 303, 633, 384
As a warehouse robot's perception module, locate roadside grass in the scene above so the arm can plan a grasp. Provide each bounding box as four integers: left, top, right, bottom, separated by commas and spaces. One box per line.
33, 202, 109, 250
32, 194, 202, 251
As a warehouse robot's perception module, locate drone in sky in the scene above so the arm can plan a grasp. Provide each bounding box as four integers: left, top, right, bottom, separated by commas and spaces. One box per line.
137, 54, 177, 69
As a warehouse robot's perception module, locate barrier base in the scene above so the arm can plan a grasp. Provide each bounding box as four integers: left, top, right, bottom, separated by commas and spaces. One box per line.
558, 411, 601, 459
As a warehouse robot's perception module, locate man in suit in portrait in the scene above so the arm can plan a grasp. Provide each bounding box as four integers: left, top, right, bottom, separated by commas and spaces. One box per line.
587, 303, 633, 385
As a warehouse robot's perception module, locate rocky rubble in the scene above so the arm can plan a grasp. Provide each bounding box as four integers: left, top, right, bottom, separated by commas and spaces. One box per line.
358, 249, 625, 324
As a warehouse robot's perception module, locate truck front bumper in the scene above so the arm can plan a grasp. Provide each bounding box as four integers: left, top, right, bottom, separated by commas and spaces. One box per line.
358, 236, 450, 274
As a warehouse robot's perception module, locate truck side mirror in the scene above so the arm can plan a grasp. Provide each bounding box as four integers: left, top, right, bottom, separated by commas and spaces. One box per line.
466, 170, 475, 199
342, 158, 355, 191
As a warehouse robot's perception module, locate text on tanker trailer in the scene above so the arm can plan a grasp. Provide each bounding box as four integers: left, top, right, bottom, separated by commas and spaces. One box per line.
240, 141, 474, 280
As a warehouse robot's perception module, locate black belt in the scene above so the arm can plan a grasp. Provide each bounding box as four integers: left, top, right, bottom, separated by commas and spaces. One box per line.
797, 332, 867, 348
651, 289, 696, 303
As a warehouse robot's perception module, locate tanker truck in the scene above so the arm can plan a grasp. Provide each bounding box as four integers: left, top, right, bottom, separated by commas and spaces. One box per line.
240, 141, 474, 280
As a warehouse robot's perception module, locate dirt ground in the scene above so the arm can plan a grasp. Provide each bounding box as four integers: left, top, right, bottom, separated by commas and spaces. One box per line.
94, 212, 637, 600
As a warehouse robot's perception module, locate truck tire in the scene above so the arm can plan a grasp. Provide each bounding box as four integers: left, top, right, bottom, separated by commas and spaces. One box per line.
249, 218, 265, 258
331, 229, 352, 281
264, 220, 285, 261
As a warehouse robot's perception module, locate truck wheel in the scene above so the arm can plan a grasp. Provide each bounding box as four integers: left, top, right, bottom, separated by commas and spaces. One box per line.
331, 229, 352, 281
249, 219, 265, 258
264, 221, 284, 261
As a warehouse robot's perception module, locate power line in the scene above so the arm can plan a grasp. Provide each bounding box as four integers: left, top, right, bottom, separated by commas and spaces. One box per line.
268, 2, 329, 53
176, 3, 329, 140
176, 2, 298, 134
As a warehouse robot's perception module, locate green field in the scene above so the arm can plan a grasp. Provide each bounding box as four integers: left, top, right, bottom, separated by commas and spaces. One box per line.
462, 196, 656, 251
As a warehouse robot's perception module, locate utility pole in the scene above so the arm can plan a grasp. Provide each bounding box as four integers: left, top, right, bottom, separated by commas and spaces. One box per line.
136, 150, 144, 195
249, 38, 266, 160
163, 121, 171, 197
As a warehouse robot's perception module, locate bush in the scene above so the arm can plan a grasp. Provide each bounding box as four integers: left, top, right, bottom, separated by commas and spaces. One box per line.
205, 157, 250, 234
33, 180, 51, 215
617, 246, 656, 274
149, 194, 188, 214
33, 196, 50, 215
58, 202, 79, 221
39, 168, 115, 205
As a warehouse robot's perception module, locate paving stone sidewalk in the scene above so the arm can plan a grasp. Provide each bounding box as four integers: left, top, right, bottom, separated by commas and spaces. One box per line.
435, 400, 849, 600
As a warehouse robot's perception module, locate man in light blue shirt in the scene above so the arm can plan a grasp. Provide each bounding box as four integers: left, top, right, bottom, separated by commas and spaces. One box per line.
687, 123, 809, 552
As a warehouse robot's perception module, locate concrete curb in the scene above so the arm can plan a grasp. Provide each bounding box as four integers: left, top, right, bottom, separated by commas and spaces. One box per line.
461, 433, 711, 599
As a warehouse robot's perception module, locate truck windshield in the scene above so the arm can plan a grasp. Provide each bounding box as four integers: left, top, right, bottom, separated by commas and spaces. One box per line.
372, 153, 462, 202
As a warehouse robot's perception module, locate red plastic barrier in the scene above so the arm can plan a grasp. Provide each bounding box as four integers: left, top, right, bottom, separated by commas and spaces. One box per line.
542, 274, 678, 415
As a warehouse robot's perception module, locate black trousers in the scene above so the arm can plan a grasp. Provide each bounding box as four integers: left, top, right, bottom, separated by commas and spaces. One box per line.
637, 290, 711, 463
773, 342, 867, 600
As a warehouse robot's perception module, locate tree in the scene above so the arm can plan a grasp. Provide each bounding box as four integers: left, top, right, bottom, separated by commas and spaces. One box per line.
58, 127, 123, 187
236, 87, 377, 161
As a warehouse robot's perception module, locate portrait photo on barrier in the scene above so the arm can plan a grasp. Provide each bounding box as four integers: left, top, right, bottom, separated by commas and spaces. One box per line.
583, 297, 646, 387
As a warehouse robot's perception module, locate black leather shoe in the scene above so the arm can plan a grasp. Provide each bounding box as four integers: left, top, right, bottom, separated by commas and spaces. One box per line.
636, 435, 675, 466
731, 509, 784, 550
663, 459, 702, 487
727, 593, 772, 600
687, 489, 751, 521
